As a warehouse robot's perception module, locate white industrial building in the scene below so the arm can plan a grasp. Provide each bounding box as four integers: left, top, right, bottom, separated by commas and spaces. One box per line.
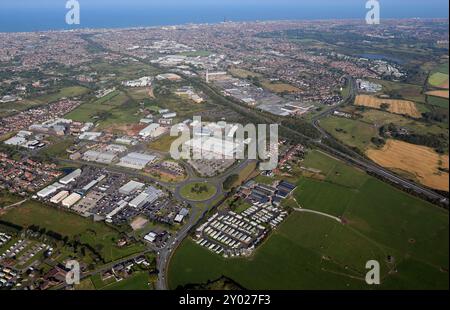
185, 137, 239, 159
122, 76, 153, 87
79, 132, 102, 141
117, 152, 156, 170
162, 112, 177, 119
139, 124, 160, 138
115, 137, 137, 145
59, 169, 82, 185
37, 183, 65, 198
62, 193, 82, 208
119, 180, 145, 195
83, 150, 117, 164
144, 232, 157, 243
50, 191, 69, 204
4, 136, 26, 146
129, 186, 163, 208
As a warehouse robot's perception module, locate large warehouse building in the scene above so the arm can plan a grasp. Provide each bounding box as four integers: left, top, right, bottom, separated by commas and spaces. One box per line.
117, 153, 157, 170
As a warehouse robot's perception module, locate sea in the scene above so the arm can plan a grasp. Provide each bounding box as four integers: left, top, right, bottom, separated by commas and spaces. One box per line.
0, 1, 448, 33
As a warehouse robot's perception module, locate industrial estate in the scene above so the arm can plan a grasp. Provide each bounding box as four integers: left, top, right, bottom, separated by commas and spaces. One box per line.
0, 8, 448, 292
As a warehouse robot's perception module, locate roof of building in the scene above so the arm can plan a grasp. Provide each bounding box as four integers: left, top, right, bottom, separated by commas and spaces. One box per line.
119, 180, 145, 194
59, 169, 82, 184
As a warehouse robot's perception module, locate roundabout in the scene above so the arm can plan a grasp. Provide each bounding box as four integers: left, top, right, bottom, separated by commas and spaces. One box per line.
178, 181, 218, 202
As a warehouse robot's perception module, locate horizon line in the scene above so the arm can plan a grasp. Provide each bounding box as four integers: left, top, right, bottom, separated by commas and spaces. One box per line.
1, 16, 449, 34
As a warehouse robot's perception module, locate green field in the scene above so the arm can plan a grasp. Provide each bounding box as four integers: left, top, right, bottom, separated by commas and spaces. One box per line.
87, 271, 151, 290
25, 86, 90, 105
90, 61, 160, 82
148, 134, 179, 152
65, 88, 146, 129
179, 50, 211, 57
179, 182, 217, 202
428, 95, 449, 109
361, 109, 448, 132
320, 116, 378, 151
429, 72, 449, 88
229, 161, 257, 188
101, 273, 150, 290
0, 86, 90, 118
38, 137, 75, 159
0, 201, 145, 262
150, 92, 209, 119
169, 150, 449, 290
367, 78, 426, 103
320, 109, 449, 153
0, 191, 23, 208
65, 90, 122, 121
301, 150, 369, 188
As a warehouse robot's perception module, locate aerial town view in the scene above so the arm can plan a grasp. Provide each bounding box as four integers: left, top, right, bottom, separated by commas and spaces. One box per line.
0, 0, 448, 304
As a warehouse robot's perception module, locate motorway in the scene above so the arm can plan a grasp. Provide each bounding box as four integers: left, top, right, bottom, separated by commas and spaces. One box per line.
310, 77, 449, 205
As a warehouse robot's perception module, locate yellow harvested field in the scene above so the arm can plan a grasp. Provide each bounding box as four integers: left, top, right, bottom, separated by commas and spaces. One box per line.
261, 81, 301, 93
355, 95, 421, 118
367, 139, 449, 192
426, 90, 449, 99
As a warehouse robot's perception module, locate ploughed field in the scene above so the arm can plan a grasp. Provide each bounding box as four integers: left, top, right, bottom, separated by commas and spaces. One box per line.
355, 95, 421, 118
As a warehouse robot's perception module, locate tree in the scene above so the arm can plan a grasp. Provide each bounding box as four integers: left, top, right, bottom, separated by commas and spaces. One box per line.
223, 174, 239, 190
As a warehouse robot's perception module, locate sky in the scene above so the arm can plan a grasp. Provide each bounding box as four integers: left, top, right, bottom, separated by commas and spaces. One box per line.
0, 0, 448, 11
0, 0, 448, 32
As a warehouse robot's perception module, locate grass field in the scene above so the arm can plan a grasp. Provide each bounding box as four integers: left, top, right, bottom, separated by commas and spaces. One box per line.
0, 86, 90, 118
367, 79, 425, 103
38, 137, 75, 159
320, 116, 378, 151
65, 90, 125, 121
179, 182, 217, 202
91, 61, 160, 83
230, 161, 258, 188
75, 278, 96, 290
179, 50, 211, 57
100, 272, 150, 290
66, 88, 147, 131
168, 150, 449, 289
355, 95, 421, 118
148, 134, 179, 153
367, 139, 449, 191
0, 191, 23, 208
429, 72, 449, 89
0, 201, 145, 262
24, 86, 90, 105
229, 68, 300, 93
360, 109, 448, 132
428, 95, 449, 109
